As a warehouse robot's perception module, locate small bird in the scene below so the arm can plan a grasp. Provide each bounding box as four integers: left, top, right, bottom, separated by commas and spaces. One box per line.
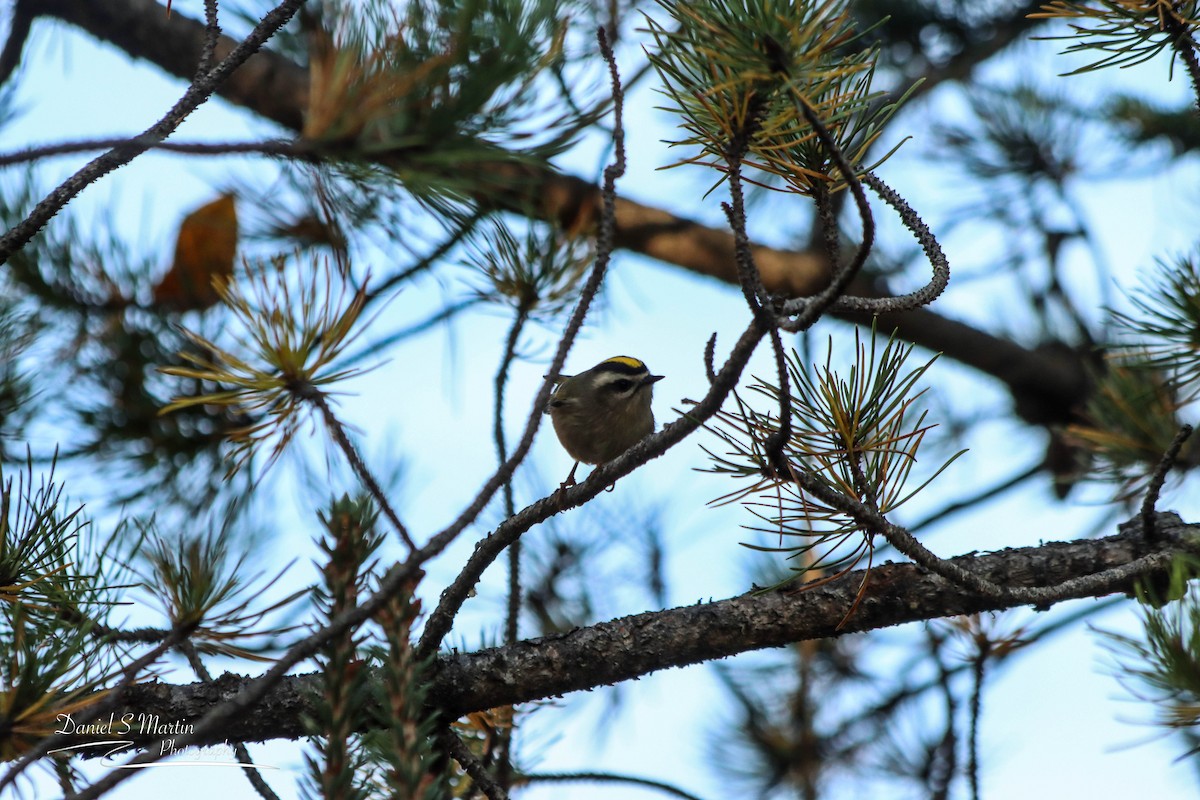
545, 356, 665, 487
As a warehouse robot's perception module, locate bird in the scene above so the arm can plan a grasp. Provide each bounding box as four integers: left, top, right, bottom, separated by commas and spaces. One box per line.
545, 356, 664, 487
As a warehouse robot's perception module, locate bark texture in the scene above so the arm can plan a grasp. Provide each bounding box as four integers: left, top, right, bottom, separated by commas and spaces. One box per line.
30, 0, 1094, 428
62, 516, 1193, 753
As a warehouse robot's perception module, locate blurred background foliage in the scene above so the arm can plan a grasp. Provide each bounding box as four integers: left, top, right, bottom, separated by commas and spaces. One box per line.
3, 0, 1200, 798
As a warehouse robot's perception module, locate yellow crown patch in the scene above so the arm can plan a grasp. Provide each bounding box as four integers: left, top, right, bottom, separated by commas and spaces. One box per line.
603, 356, 645, 370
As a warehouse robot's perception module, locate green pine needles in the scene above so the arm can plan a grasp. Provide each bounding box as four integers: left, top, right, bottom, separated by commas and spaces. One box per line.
1113, 253, 1200, 395
701, 328, 963, 582
160, 255, 371, 475
305, 0, 577, 197
1099, 558, 1200, 753
1032, 2, 1200, 74
463, 220, 591, 319
1068, 254, 1200, 492
644, 0, 914, 195
304, 495, 448, 800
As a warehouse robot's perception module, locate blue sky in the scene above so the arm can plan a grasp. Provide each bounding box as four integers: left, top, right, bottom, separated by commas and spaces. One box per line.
3, 3, 1199, 798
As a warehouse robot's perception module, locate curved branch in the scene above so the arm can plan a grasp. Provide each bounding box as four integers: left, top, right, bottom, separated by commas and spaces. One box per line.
29, 0, 1092, 428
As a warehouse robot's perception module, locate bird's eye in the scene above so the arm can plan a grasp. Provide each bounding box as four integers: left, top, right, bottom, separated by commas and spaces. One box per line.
609, 379, 634, 392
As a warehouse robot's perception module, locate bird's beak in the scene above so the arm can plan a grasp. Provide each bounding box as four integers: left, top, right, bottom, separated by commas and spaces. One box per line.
646, 374, 665, 385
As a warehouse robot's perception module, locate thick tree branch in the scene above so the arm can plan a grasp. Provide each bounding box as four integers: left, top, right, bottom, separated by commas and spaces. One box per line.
0, 0, 304, 264
63, 515, 1194, 753
29, 0, 1091, 425
34, 0, 307, 130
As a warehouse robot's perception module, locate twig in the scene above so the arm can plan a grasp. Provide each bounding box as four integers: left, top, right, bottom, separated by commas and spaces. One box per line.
0, 622, 194, 793
927, 630, 957, 800
788, 465, 1186, 607
703, 332, 718, 384
781, 173, 950, 319
827, 599, 1115, 748
0, 0, 307, 266
1141, 424, 1193, 542
0, 0, 33, 88
797, 100, 875, 298
338, 298, 485, 370
777, 107, 877, 334
719, 167, 772, 316
494, 308, 529, 642
197, 0, 220, 78
856, 173, 950, 310
493, 308, 529, 791
516, 771, 707, 800
968, 640, 986, 800
364, 209, 487, 305
179, 641, 280, 800
811, 180, 842, 273
439, 729, 508, 800
306, 388, 416, 550
720, 163, 792, 475
414, 25, 629, 659
909, 461, 1042, 533
0, 137, 316, 167
54, 601, 176, 644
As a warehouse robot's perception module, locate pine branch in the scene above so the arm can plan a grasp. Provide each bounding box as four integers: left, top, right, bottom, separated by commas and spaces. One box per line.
0, 0, 305, 265
29, 0, 1094, 432
58, 515, 1196, 753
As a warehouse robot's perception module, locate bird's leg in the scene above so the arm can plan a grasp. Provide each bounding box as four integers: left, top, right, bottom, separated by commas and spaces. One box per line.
559, 461, 580, 489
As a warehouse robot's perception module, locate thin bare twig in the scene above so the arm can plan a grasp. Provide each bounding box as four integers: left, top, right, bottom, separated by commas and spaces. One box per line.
364, 210, 487, 305
0, 137, 316, 167
339, 299, 485, 370
789, 465, 1186, 607
517, 771, 708, 800
856, 173, 950, 310
781, 172, 951, 320
927, 631, 958, 800
494, 308, 529, 642
306, 388, 415, 550
968, 641, 986, 800
909, 461, 1043, 533
777, 110, 877, 334
1141, 424, 1193, 542
828, 599, 1114, 751
720, 161, 792, 477
493, 307, 529, 790
179, 641, 280, 800
197, 0, 220, 77
0, 0, 307, 266
797, 100, 875, 299
703, 332, 718, 384
415, 26, 629, 660
440, 729, 508, 800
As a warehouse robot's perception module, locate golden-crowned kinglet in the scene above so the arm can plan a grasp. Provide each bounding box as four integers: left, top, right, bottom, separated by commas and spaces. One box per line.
545, 356, 665, 486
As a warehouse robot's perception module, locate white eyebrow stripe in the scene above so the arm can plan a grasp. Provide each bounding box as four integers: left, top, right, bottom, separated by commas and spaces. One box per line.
593, 371, 643, 391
